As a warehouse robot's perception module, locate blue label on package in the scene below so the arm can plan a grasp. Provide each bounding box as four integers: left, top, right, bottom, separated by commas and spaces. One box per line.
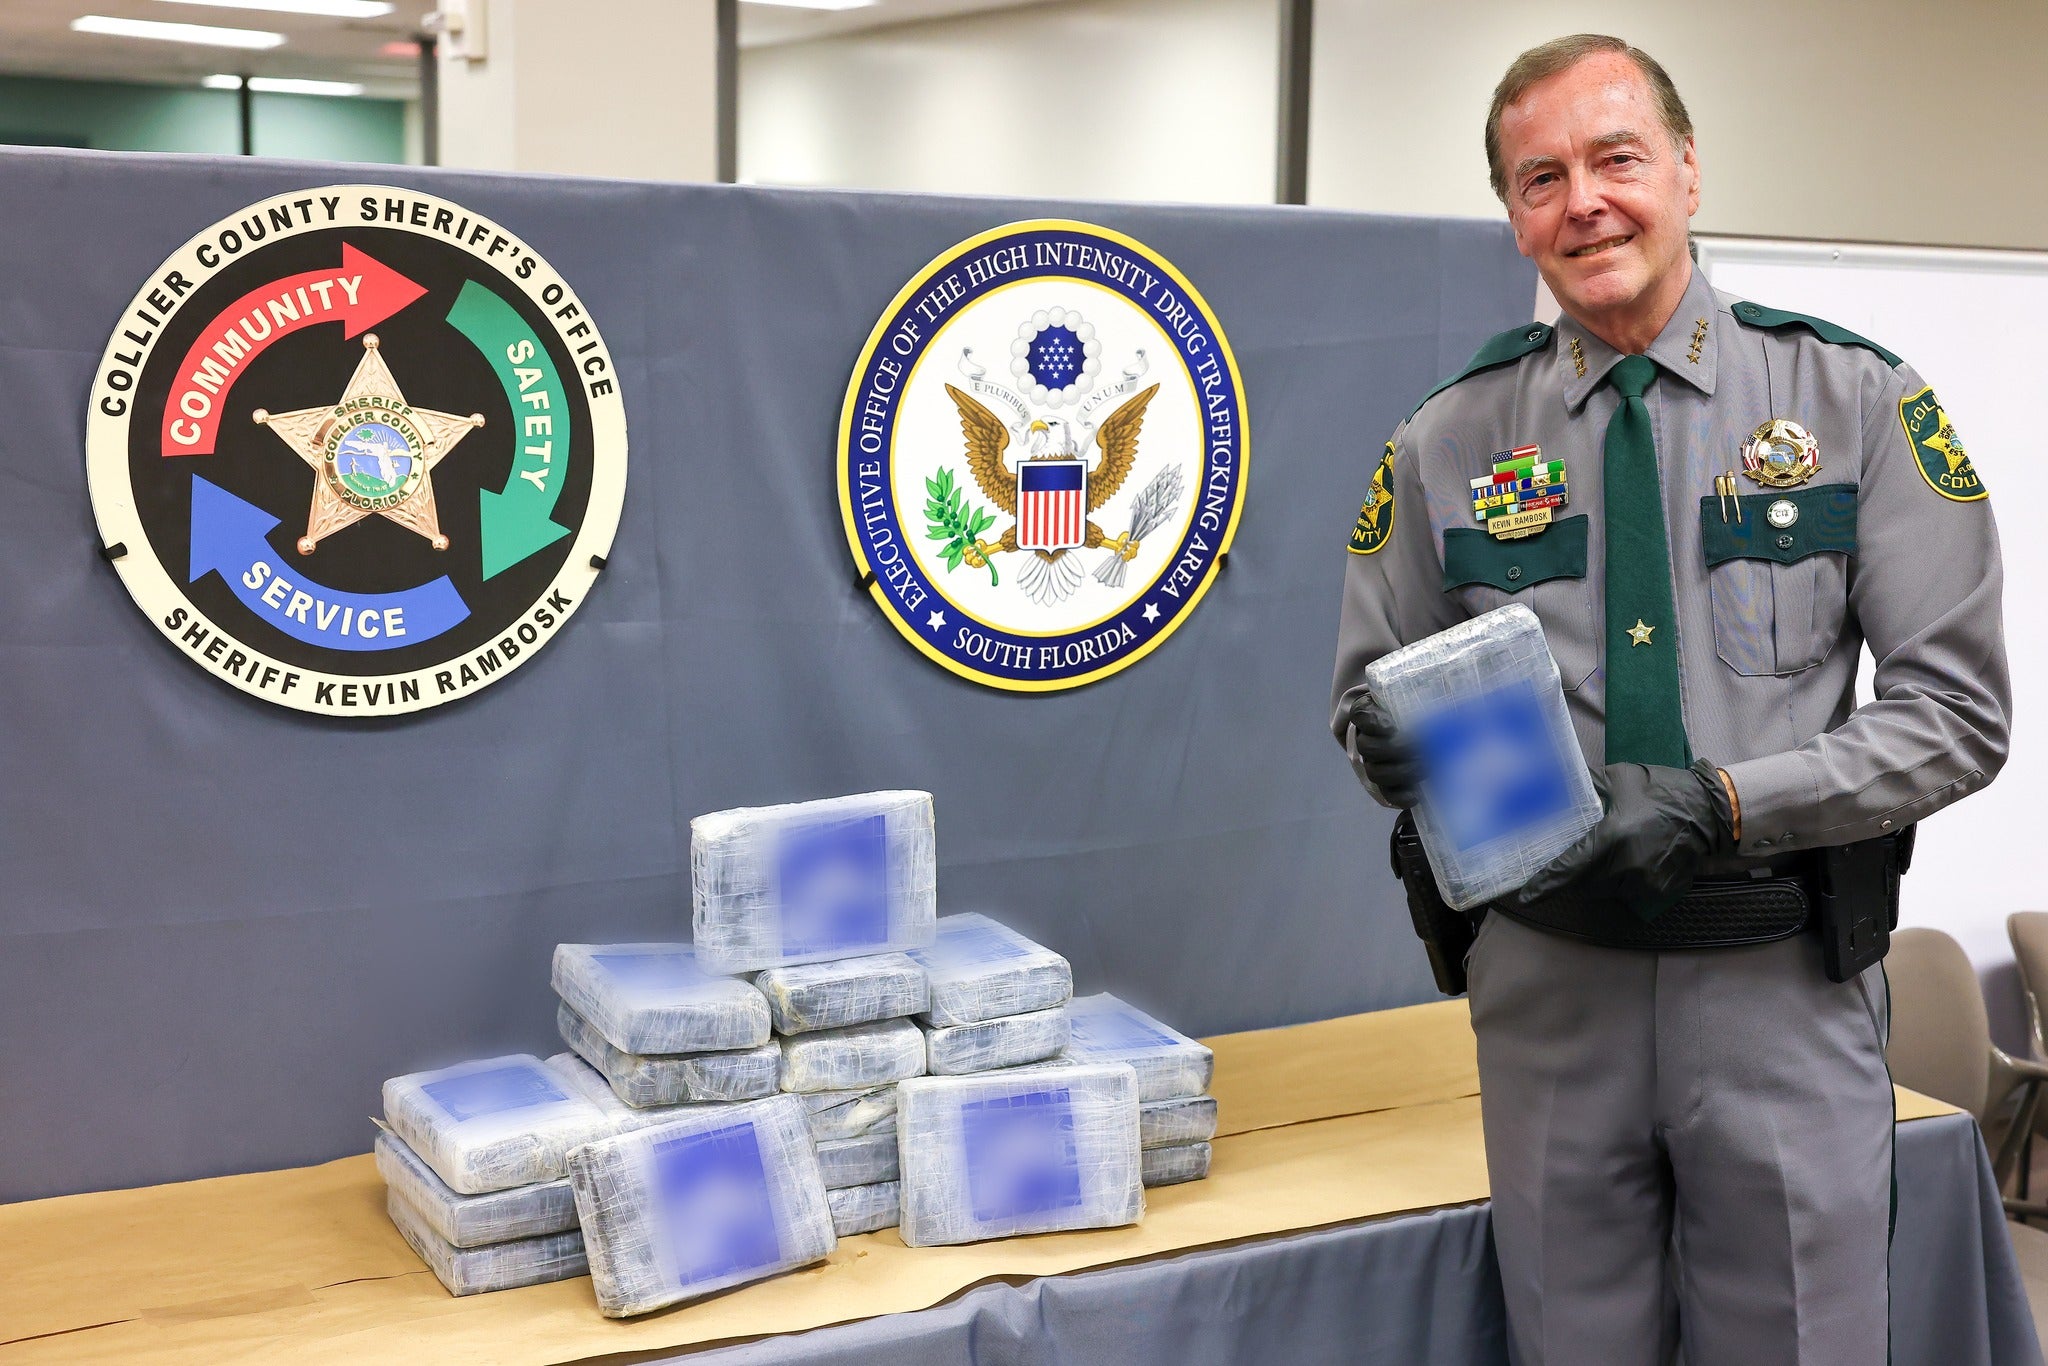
962, 1087, 1084, 1222
1069, 1009, 1179, 1053
592, 950, 708, 987
421, 1064, 569, 1123
777, 813, 890, 957
1415, 679, 1574, 852
652, 1121, 784, 1287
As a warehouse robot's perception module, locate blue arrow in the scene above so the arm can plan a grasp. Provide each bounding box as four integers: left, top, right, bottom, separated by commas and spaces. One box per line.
188, 475, 470, 652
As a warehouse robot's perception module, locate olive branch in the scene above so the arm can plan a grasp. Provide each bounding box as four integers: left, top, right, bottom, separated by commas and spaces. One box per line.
924, 467, 999, 586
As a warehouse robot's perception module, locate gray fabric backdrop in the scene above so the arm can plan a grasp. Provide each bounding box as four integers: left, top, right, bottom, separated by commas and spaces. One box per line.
656, 1115, 2040, 1366
0, 147, 1534, 1202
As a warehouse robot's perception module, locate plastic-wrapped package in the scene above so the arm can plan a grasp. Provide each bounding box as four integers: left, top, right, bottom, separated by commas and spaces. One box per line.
1362, 603, 1601, 910
1063, 995, 1214, 1103
779, 1017, 926, 1093
692, 790, 938, 974
1139, 1094, 1219, 1150
551, 943, 772, 1054
924, 1006, 1070, 1075
373, 1129, 578, 1248
544, 1052, 720, 1134
1141, 1141, 1212, 1188
386, 1188, 587, 1296
558, 1000, 779, 1107
910, 913, 1074, 1027
753, 952, 929, 1035
381, 1053, 614, 1194
896, 1064, 1143, 1247
827, 1180, 900, 1238
802, 1085, 899, 1143
566, 1094, 836, 1318
816, 1131, 900, 1190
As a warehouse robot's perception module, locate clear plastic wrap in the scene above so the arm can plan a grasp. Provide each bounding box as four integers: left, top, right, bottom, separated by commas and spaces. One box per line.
566, 1094, 836, 1318
386, 1188, 588, 1296
543, 1052, 721, 1133
778, 1017, 926, 1093
558, 1000, 779, 1107
691, 790, 938, 974
910, 913, 1073, 1027
1140, 1140, 1212, 1188
380, 1053, 614, 1194
1063, 995, 1214, 1103
895, 1063, 1143, 1247
827, 1180, 901, 1238
802, 1085, 899, 1143
815, 1131, 900, 1190
373, 1129, 578, 1248
1361, 603, 1601, 910
1139, 1094, 1219, 1150
551, 943, 772, 1055
752, 952, 929, 1035
923, 1006, 1070, 1075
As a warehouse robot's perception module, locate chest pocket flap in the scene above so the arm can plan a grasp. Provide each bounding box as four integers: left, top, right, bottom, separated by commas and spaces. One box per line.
1442, 515, 1588, 593
1698, 484, 1856, 676
1699, 485, 1857, 566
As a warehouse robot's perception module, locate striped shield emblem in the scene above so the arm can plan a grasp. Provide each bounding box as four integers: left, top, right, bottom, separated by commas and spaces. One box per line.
1016, 457, 1087, 552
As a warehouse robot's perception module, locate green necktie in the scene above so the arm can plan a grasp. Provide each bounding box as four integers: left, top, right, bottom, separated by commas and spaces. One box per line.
1602, 355, 1690, 767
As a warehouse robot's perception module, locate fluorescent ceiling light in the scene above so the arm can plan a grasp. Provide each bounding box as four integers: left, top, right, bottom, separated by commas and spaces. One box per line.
203, 74, 365, 96
157, 0, 396, 17
739, 0, 878, 10
72, 15, 285, 48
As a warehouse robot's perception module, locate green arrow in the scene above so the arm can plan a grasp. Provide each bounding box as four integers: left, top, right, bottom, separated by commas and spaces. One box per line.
447, 279, 573, 579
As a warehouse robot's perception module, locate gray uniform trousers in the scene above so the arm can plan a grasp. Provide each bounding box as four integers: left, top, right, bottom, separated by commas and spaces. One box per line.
1467, 909, 1894, 1366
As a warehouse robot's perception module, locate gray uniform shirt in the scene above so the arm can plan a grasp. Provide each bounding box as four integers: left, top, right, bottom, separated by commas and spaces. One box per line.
1331, 266, 2009, 859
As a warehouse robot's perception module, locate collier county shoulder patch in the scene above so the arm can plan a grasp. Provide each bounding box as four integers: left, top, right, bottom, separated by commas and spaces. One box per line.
1899, 386, 1985, 502
1348, 441, 1396, 554
838, 218, 1247, 692
85, 185, 628, 716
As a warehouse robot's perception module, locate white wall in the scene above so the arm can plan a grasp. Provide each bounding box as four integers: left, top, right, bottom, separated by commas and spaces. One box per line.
1308, 0, 2048, 252
739, 0, 1278, 204
437, 0, 718, 181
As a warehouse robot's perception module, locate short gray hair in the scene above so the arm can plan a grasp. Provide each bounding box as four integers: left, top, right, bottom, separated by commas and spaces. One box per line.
1485, 34, 1694, 202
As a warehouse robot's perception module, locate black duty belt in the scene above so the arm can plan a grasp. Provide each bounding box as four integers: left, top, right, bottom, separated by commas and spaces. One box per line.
1491, 869, 1813, 951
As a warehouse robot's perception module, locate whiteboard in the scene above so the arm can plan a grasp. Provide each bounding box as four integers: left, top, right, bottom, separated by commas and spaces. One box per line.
1695, 236, 2045, 992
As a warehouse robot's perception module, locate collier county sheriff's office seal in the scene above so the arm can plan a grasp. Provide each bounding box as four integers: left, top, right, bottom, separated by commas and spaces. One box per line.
85, 185, 627, 716
839, 219, 1248, 691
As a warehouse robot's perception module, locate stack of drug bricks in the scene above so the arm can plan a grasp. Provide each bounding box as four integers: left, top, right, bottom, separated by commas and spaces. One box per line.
375, 1054, 611, 1296
372, 789, 1216, 1317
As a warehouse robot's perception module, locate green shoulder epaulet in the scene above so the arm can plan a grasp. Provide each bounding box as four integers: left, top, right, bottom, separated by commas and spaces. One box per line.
1408, 322, 1554, 420
1729, 300, 1903, 368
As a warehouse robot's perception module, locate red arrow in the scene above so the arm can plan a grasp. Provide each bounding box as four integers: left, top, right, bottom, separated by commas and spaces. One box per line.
160, 243, 428, 456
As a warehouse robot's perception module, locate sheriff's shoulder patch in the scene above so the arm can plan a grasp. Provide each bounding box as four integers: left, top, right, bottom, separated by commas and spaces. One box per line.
1898, 386, 1986, 502
1349, 440, 1396, 554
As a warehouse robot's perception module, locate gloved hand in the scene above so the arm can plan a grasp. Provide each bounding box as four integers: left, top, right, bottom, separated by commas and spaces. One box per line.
1345, 695, 1424, 809
1502, 760, 1736, 919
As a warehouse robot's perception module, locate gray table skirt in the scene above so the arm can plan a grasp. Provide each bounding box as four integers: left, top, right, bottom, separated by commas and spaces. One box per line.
629, 1113, 2036, 1366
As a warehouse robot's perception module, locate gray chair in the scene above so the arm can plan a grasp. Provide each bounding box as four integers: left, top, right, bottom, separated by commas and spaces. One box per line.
2006, 912, 2048, 1201
1885, 927, 2048, 1216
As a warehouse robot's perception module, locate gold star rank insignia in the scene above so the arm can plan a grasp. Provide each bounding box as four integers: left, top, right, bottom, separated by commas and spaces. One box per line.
253, 333, 485, 555
1627, 619, 1655, 647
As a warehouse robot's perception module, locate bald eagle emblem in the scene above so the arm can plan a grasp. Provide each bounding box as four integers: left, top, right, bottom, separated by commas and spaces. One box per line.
921, 306, 1184, 607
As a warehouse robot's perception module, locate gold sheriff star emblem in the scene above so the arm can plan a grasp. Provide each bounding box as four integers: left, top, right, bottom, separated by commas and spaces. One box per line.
253, 334, 484, 555
1627, 619, 1655, 647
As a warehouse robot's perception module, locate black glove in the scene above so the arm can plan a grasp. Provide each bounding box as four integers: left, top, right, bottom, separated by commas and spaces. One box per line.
1502, 760, 1735, 920
1345, 695, 1424, 809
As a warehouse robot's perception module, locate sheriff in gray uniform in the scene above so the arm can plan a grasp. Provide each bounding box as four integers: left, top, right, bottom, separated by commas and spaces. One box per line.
1331, 34, 2009, 1366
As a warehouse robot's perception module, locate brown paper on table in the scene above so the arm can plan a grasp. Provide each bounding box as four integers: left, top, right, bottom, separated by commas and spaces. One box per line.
0, 1001, 1955, 1364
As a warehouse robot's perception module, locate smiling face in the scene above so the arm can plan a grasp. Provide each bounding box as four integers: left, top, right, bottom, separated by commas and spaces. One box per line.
1497, 51, 1700, 349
